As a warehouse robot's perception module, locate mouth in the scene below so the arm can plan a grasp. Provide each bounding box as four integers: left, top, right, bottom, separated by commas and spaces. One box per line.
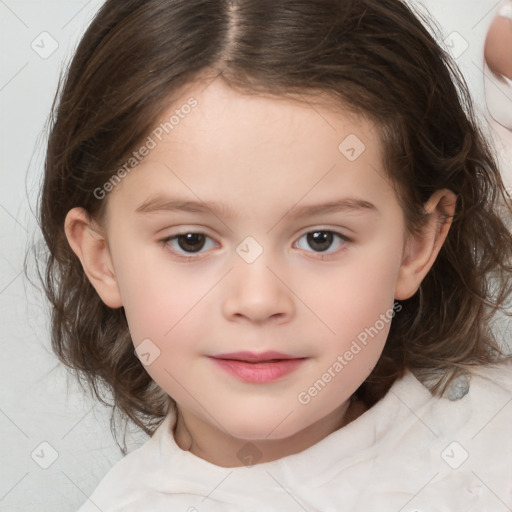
208, 351, 308, 383
208, 350, 303, 363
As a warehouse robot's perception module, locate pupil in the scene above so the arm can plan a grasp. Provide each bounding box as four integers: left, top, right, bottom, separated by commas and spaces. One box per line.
178, 233, 205, 252
307, 231, 333, 252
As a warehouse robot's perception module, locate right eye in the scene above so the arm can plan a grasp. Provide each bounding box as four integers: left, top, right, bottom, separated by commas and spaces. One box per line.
162, 232, 218, 257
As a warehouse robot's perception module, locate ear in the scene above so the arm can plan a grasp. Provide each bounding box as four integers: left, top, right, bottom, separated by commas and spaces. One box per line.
394, 189, 457, 300
64, 207, 123, 308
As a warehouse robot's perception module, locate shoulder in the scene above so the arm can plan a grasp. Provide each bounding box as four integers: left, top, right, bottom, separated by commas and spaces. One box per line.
374, 362, 512, 509
426, 362, 512, 508
468, 359, 512, 393
75, 418, 169, 512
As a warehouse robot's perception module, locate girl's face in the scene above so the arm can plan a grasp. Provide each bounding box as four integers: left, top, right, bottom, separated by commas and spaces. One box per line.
78, 78, 441, 466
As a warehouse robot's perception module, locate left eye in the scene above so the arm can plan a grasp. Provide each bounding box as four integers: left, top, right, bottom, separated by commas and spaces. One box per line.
294, 230, 349, 253
164, 233, 217, 254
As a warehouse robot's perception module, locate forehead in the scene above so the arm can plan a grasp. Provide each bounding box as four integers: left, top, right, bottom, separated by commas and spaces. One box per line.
167, 78, 377, 153
105, 78, 397, 222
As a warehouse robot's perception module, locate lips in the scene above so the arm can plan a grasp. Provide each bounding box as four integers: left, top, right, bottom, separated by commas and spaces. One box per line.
209, 350, 302, 363
208, 351, 307, 383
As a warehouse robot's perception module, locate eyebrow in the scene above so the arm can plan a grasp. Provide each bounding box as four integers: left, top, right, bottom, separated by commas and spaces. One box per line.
135, 195, 379, 218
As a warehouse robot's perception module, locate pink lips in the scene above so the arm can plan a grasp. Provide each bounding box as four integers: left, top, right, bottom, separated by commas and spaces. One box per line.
208, 351, 307, 383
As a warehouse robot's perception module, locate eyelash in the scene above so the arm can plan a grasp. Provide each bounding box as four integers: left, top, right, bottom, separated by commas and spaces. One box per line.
160, 229, 352, 261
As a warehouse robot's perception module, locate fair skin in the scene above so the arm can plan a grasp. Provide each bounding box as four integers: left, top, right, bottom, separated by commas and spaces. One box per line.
64, 78, 456, 468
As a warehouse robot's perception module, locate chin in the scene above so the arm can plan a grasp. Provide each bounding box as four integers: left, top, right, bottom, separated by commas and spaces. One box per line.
226, 414, 308, 443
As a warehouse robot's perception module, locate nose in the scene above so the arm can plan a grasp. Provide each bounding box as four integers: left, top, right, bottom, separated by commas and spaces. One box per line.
221, 255, 295, 325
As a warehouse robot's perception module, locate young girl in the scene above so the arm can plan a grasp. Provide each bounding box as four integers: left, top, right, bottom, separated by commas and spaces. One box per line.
39, 0, 512, 510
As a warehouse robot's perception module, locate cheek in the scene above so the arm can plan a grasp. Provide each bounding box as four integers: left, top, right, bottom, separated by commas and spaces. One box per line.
295, 254, 400, 410
117, 264, 209, 398
120, 271, 205, 346
309, 246, 401, 338
110, 239, 202, 345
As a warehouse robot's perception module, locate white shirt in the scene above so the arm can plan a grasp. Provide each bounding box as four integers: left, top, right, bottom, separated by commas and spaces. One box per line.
77, 362, 512, 512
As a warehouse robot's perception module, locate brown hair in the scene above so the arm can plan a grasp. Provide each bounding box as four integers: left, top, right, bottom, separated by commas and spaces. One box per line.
38, 0, 512, 452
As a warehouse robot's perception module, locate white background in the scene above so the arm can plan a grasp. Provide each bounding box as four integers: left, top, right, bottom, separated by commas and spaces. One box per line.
0, 1, 511, 510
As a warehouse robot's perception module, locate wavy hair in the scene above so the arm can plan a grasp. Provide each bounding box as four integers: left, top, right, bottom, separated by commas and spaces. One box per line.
38, 0, 512, 452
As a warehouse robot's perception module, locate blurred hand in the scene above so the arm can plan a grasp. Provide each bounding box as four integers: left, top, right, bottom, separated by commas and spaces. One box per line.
483, 1, 512, 130
484, 1, 512, 80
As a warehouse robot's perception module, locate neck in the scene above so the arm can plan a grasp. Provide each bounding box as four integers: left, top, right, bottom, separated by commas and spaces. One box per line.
172, 398, 367, 468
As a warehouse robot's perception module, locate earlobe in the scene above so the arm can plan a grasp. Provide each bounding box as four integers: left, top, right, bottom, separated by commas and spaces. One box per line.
64, 207, 123, 308
394, 189, 457, 300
